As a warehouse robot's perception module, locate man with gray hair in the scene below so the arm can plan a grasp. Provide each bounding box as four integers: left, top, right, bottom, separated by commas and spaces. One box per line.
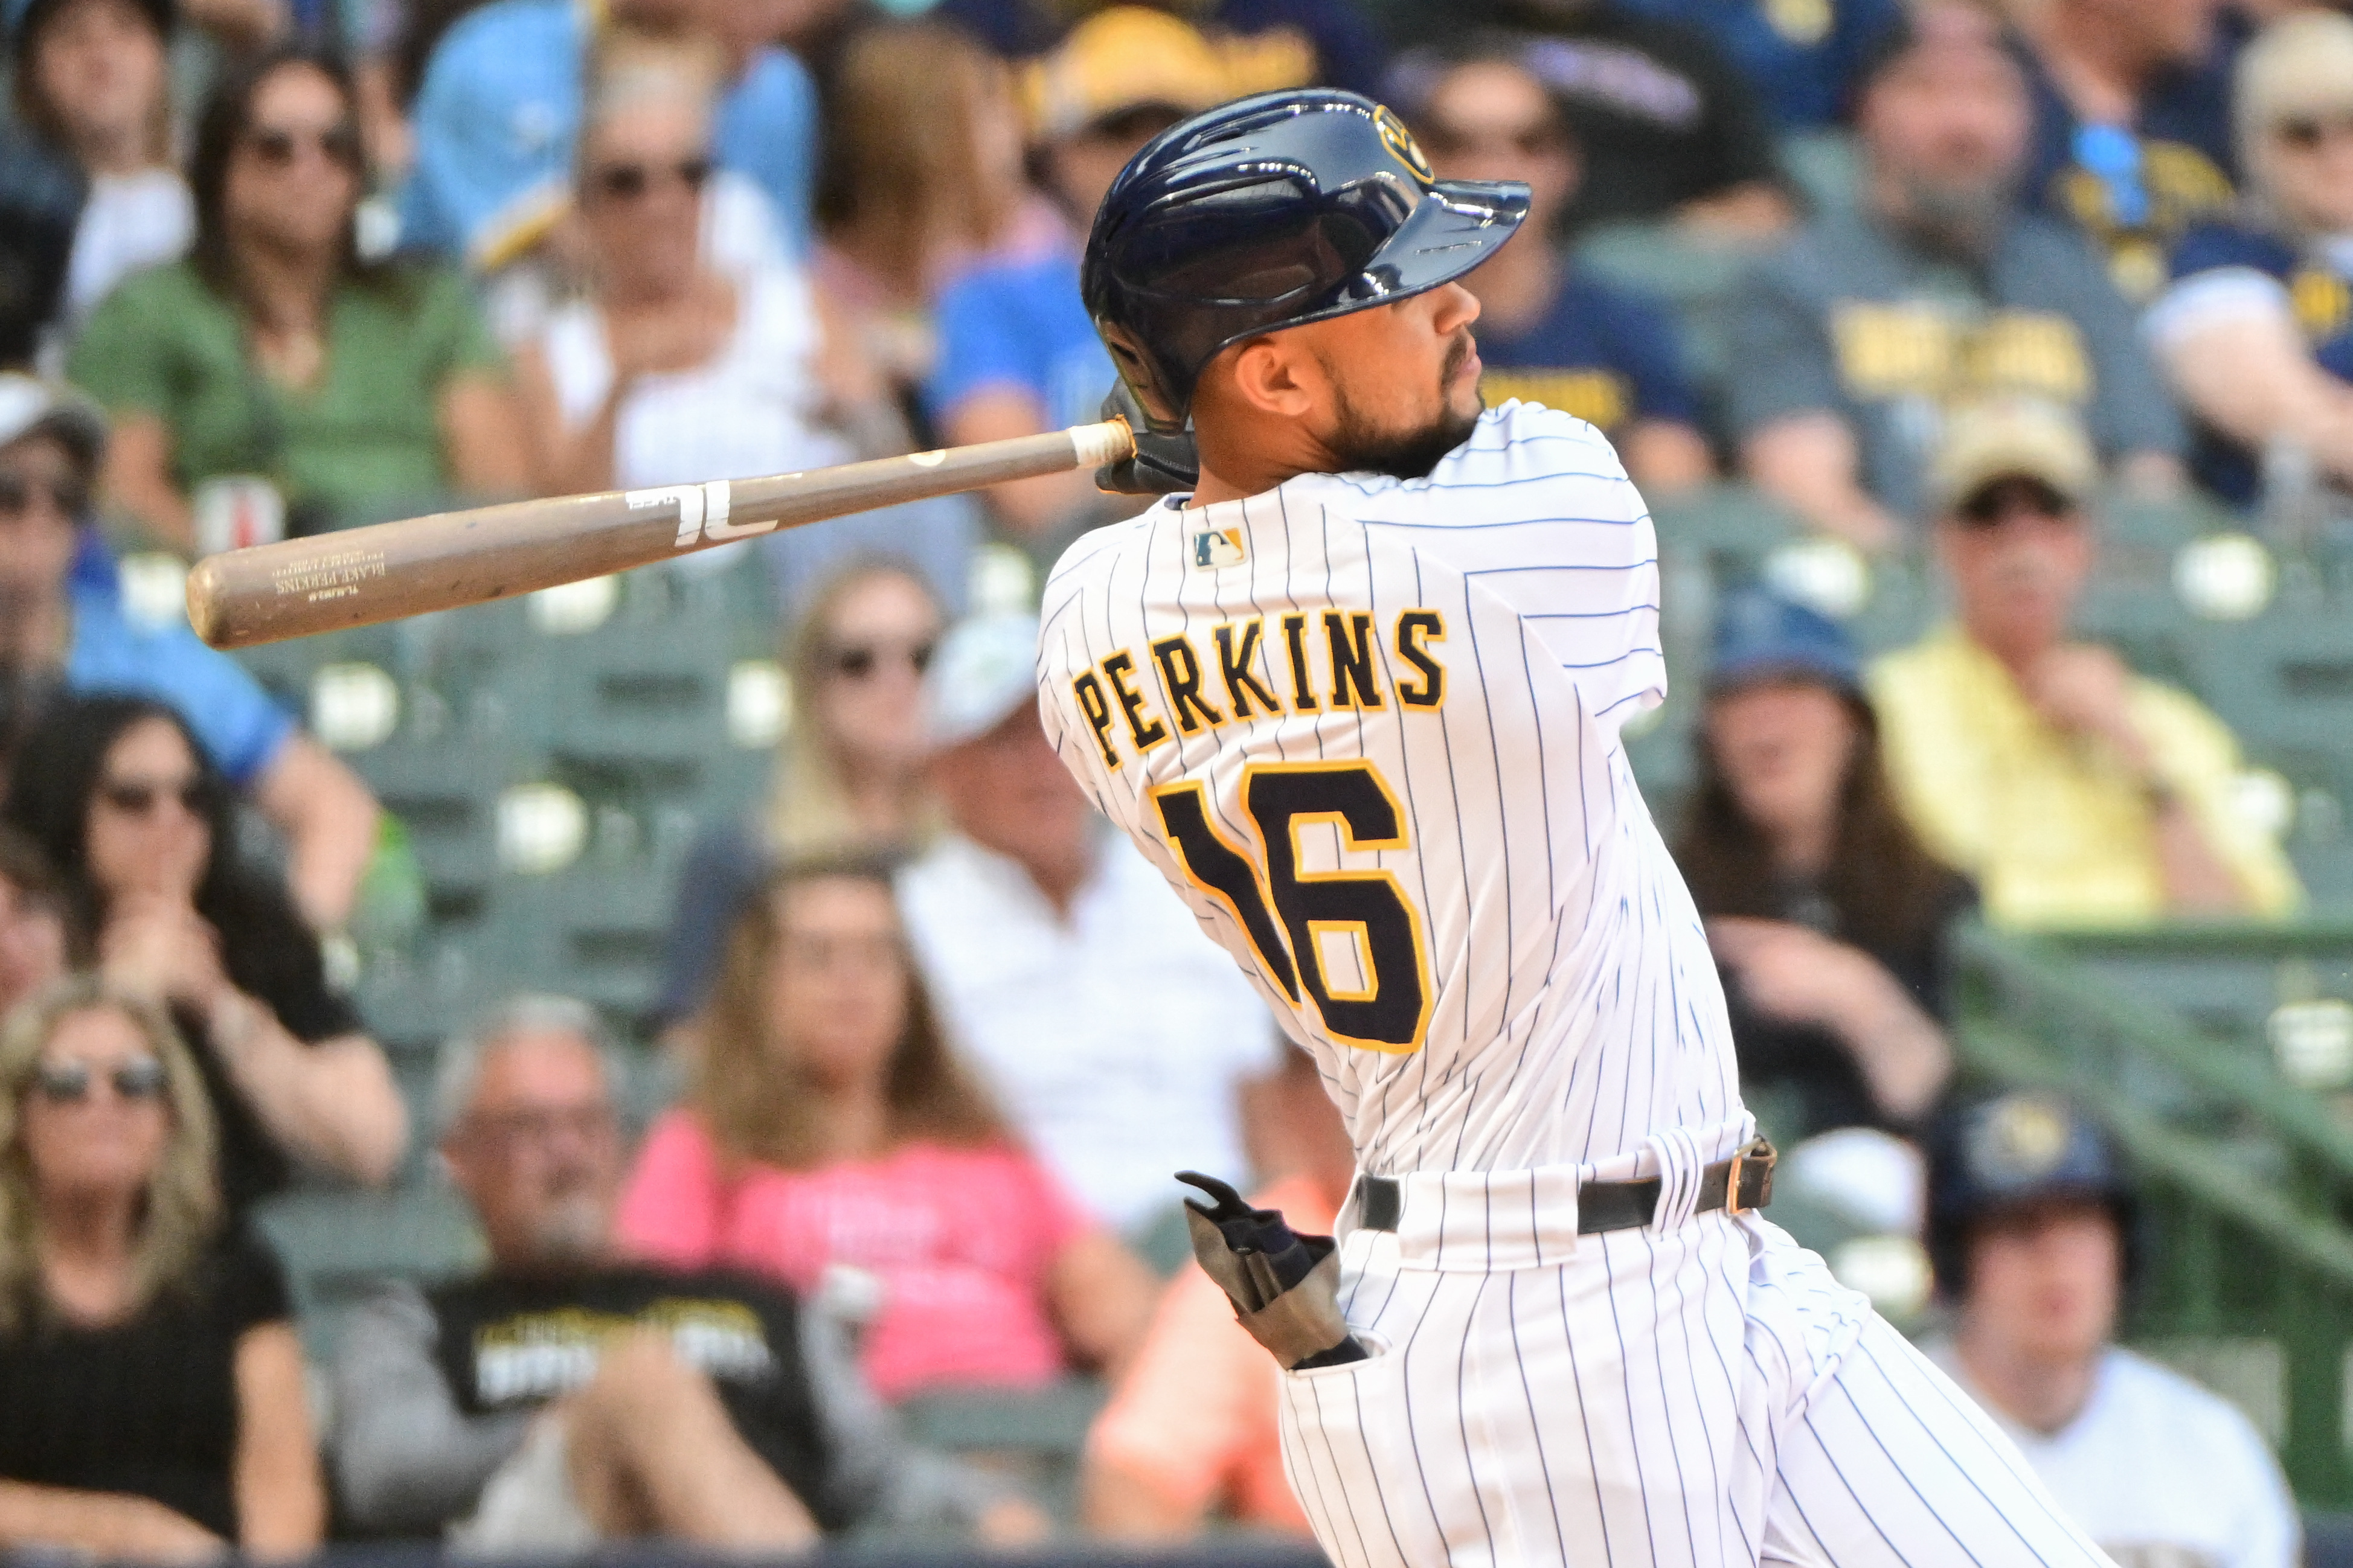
330, 996, 1042, 1551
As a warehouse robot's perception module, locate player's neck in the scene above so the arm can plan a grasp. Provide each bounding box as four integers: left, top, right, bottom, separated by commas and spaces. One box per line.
1187, 429, 1343, 509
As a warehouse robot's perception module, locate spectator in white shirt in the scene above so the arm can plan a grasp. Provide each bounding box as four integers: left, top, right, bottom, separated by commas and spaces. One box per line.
11, 0, 192, 357
894, 615, 1283, 1240
1923, 1092, 2299, 1568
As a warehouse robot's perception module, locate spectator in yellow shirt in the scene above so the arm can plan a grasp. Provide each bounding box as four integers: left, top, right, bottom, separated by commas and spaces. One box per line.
1870, 398, 2301, 929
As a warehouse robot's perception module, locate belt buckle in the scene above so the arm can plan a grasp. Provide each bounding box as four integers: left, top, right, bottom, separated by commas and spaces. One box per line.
1724, 1138, 1776, 1215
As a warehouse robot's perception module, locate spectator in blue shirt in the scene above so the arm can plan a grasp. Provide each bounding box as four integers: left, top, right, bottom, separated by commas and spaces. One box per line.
1617, 0, 1904, 132
399, 0, 817, 271
2149, 8, 2353, 506
926, 7, 1231, 542
2010, 0, 2238, 303
1400, 41, 1712, 492
0, 375, 381, 931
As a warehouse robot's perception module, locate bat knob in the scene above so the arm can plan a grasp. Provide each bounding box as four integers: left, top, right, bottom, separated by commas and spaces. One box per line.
186, 557, 230, 648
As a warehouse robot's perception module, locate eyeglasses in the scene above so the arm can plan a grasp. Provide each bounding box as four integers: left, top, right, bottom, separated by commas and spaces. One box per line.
586, 156, 713, 203
243, 121, 364, 171
2275, 114, 2353, 152
824, 638, 936, 681
0, 470, 88, 520
1955, 478, 2078, 527
32, 1057, 169, 1105
97, 774, 210, 818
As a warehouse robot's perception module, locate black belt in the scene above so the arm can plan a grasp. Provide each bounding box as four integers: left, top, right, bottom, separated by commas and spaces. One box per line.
1354, 1139, 1776, 1235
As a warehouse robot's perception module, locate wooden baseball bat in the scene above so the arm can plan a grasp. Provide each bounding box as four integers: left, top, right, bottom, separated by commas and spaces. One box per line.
185, 420, 1137, 650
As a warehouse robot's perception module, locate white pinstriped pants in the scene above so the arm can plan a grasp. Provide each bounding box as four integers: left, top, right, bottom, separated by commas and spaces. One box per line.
1280, 1128, 2116, 1567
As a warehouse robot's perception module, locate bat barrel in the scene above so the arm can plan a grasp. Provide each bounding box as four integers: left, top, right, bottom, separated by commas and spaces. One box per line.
187, 421, 1135, 650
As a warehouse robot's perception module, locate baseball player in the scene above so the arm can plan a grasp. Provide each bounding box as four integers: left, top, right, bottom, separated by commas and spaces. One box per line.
1036, 89, 2115, 1566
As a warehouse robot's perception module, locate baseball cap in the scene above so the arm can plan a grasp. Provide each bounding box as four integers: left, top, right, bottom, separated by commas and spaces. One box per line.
1022, 7, 1233, 144
1925, 1090, 2137, 1296
0, 373, 107, 479
1925, 397, 2099, 519
923, 613, 1041, 752
1708, 587, 1863, 699
1851, 2, 2015, 101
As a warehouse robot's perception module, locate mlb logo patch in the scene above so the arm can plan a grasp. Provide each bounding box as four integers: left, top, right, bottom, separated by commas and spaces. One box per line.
1192, 527, 1246, 569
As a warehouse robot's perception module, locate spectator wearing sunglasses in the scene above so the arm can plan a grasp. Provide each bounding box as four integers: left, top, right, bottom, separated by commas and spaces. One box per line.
397, 0, 818, 275
2, 696, 408, 1213
2148, 10, 2353, 507
1398, 39, 1711, 494
68, 45, 528, 547
894, 616, 1283, 1240
2009, 0, 2238, 304
1392, 0, 1792, 237
1869, 398, 2300, 929
0, 375, 382, 933
515, 46, 902, 523
0, 977, 324, 1561
654, 559, 947, 1044
1729, 2, 2184, 548
8, 0, 190, 356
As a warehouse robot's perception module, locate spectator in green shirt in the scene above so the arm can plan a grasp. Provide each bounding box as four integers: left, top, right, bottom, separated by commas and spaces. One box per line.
69, 44, 528, 547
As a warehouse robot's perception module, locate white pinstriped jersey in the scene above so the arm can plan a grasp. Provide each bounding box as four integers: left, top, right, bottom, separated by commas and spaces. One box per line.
1036, 401, 1742, 1177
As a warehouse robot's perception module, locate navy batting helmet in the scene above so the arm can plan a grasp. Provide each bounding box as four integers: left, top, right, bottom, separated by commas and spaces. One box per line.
1080, 89, 1530, 432
1925, 1091, 2139, 1301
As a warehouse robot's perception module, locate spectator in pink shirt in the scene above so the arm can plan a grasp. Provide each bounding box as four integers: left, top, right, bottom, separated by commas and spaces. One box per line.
617, 855, 1158, 1403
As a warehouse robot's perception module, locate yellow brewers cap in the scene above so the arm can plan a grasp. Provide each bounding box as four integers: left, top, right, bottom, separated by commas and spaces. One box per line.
1021, 7, 1233, 143
1927, 396, 2101, 517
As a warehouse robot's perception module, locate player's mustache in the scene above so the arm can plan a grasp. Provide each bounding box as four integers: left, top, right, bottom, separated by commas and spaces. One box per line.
1441, 329, 1474, 388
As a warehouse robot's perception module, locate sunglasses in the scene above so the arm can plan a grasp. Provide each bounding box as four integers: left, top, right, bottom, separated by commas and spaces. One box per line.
97, 775, 210, 818
826, 638, 936, 680
33, 1057, 169, 1105
2275, 114, 2353, 152
1955, 478, 2077, 527
243, 121, 364, 171
587, 156, 713, 203
0, 470, 88, 520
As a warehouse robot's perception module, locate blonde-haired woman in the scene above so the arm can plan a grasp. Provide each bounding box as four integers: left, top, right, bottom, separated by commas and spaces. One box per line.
2147, 8, 2353, 504
655, 557, 945, 1033
815, 21, 1057, 406
0, 978, 323, 1561
621, 860, 1156, 1404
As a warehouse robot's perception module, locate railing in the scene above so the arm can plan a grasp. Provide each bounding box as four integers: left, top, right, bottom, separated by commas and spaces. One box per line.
1953, 919, 2353, 1504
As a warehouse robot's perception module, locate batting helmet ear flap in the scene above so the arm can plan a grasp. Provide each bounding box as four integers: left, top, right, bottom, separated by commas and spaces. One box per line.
1099, 324, 1185, 434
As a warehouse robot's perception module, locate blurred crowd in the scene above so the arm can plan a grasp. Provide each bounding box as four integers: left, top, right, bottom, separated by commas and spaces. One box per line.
2, 0, 2352, 1559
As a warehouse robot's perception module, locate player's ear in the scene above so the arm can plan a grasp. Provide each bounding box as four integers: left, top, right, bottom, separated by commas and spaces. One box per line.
1222, 336, 1318, 420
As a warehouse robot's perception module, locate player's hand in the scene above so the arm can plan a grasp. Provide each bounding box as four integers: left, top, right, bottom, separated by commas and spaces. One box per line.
1095, 381, 1199, 496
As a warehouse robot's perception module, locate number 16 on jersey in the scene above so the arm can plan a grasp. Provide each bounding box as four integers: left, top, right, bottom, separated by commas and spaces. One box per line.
1151, 759, 1434, 1054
